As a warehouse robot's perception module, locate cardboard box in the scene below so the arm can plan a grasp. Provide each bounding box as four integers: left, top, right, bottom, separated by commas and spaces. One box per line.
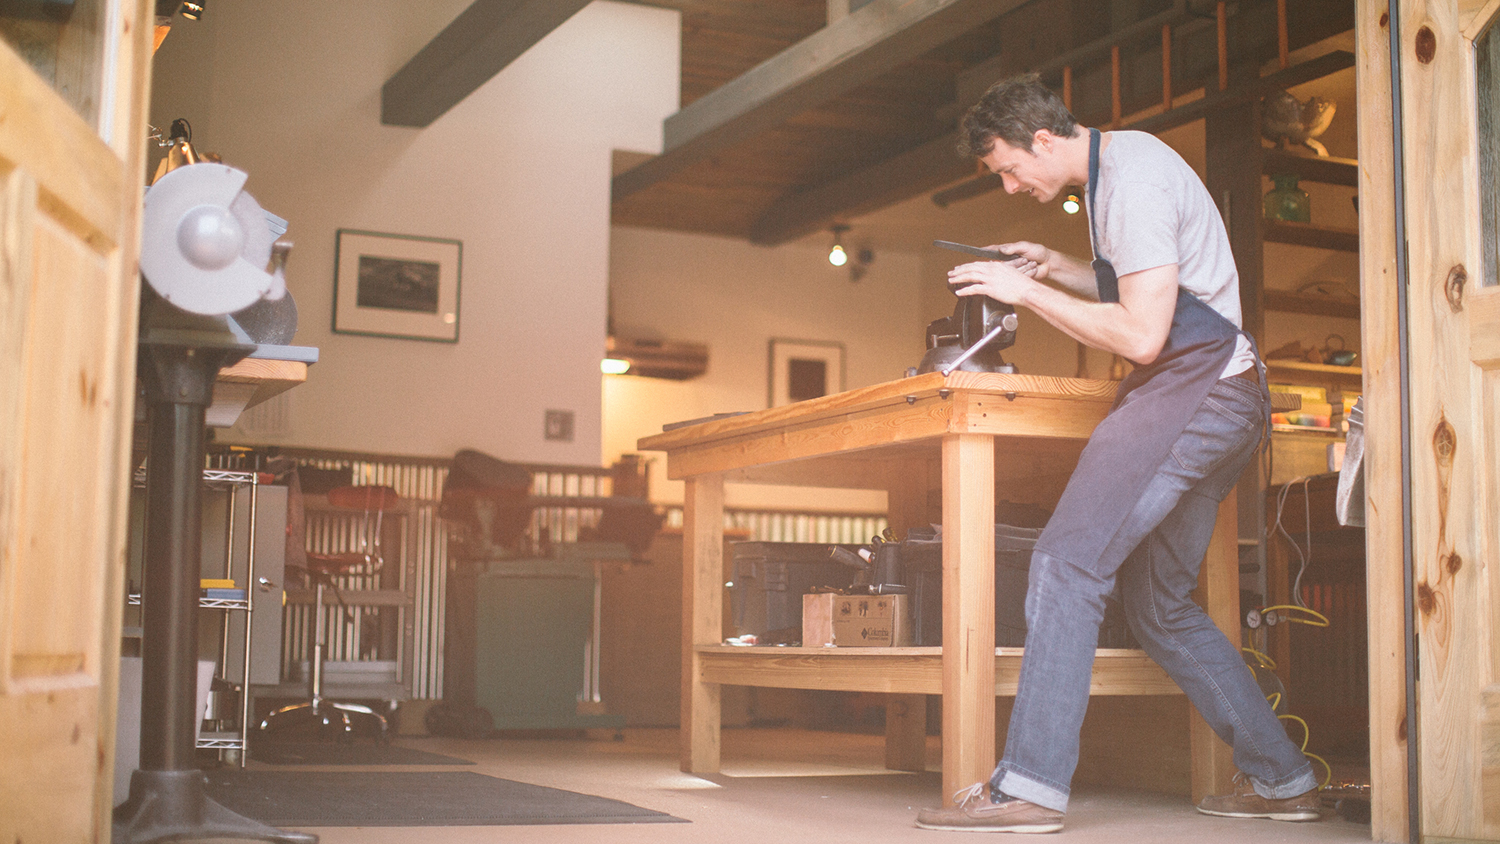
802, 593, 913, 647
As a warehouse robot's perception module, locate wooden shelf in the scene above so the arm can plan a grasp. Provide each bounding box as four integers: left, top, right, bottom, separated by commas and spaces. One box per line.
1264, 289, 1360, 318
694, 645, 1179, 696
1264, 219, 1359, 252
1266, 360, 1363, 393
1263, 150, 1359, 186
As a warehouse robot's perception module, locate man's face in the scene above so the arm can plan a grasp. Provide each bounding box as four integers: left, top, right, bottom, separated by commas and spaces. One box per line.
979, 131, 1063, 203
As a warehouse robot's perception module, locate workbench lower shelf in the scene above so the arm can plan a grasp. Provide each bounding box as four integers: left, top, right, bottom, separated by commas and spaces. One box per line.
695, 646, 1181, 696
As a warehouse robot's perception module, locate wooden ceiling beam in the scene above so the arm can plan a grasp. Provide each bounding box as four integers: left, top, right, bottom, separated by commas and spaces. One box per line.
612, 0, 1029, 201
382, 0, 592, 128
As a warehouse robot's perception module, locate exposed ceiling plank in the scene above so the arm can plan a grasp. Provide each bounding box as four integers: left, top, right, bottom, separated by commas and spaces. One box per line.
612, 0, 1030, 201
382, 0, 592, 128
749, 131, 972, 245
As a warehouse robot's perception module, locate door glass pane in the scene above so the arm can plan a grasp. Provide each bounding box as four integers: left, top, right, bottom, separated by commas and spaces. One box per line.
0, 0, 107, 131
1478, 17, 1500, 287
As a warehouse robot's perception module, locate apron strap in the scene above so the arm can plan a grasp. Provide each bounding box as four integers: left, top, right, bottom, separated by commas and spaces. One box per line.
1086, 127, 1120, 304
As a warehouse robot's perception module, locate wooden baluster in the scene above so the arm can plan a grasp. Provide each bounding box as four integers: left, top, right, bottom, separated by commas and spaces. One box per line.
1162, 24, 1172, 110
1111, 45, 1121, 127
1216, 1, 1228, 90
1276, 0, 1288, 69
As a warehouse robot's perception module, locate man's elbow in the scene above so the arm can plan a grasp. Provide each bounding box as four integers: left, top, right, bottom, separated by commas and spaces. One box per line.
1125, 335, 1167, 366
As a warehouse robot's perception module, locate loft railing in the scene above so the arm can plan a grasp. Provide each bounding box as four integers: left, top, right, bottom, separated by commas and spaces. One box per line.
209, 447, 885, 700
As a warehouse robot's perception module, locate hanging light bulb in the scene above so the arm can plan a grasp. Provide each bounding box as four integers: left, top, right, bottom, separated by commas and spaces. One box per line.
1062, 187, 1082, 215
828, 224, 850, 266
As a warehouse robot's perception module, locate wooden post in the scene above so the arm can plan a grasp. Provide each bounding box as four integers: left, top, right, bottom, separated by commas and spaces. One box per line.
941, 434, 996, 802
680, 474, 724, 773
1062, 65, 1073, 112
1205, 100, 1265, 345
1189, 491, 1241, 802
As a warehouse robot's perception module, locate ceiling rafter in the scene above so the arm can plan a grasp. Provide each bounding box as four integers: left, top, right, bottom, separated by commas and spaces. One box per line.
382, 0, 592, 128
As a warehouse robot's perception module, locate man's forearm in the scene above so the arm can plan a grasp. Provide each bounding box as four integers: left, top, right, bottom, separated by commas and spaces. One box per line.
1017, 263, 1179, 363
1041, 251, 1099, 299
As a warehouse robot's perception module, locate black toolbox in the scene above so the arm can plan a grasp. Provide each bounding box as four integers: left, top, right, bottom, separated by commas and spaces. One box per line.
900, 526, 1137, 648
730, 541, 861, 644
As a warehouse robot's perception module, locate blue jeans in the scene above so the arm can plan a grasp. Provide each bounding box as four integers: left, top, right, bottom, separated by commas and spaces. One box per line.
991, 374, 1317, 812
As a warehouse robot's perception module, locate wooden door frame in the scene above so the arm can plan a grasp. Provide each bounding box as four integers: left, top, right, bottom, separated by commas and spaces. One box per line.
1355, 3, 1410, 840
1359, 1, 1500, 840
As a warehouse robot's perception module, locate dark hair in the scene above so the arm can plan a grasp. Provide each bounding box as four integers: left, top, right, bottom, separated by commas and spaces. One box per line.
959, 73, 1078, 158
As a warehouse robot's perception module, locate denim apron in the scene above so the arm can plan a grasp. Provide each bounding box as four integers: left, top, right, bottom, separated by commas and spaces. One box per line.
1032, 128, 1263, 570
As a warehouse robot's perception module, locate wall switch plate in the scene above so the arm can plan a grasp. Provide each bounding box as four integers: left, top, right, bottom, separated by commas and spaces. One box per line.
544, 409, 575, 442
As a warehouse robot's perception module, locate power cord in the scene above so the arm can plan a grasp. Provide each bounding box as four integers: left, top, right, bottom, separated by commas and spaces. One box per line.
1279, 712, 1333, 789
1271, 474, 1316, 608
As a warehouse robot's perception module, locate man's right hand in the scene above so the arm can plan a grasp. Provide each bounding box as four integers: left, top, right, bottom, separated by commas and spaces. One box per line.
992, 241, 1051, 279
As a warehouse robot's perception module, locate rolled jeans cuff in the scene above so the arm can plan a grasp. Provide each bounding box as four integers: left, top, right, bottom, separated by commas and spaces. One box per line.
1255, 767, 1319, 800
994, 768, 1071, 814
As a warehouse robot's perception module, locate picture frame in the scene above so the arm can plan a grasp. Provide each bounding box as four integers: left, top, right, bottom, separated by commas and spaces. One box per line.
768, 338, 846, 407
333, 229, 462, 342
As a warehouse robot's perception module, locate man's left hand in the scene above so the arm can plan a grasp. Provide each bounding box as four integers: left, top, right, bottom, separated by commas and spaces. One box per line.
947, 257, 1038, 306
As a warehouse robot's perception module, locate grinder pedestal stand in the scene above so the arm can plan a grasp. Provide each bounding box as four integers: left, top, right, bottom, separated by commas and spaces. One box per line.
112, 337, 315, 844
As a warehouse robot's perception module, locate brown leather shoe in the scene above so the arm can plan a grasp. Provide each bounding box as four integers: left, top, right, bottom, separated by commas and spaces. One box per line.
1196, 772, 1322, 821
916, 783, 1064, 833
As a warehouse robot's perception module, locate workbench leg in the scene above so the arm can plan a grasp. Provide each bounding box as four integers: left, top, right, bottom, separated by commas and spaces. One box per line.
941, 434, 996, 803
884, 458, 934, 773
885, 694, 928, 771
1189, 488, 1240, 802
680, 474, 724, 774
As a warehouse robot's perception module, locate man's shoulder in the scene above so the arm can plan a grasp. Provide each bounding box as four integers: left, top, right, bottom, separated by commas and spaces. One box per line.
1108, 130, 1186, 165
1104, 131, 1201, 197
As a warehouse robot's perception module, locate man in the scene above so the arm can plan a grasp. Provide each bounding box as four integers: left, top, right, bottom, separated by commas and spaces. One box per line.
914, 73, 1320, 833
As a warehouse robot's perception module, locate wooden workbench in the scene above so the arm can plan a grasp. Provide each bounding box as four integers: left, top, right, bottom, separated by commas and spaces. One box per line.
638, 370, 1239, 804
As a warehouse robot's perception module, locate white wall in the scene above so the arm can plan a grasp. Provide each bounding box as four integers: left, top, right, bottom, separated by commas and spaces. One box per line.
151, 1, 681, 464
604, 227, 924, 511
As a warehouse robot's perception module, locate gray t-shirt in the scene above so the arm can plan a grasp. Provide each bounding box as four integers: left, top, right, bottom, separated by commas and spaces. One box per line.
1090, 130, 1254, 376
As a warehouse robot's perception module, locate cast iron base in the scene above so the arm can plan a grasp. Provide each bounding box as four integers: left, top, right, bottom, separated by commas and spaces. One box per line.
112, 769, 317, 844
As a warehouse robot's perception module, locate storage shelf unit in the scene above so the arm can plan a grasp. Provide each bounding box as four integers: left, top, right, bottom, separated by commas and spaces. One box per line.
128, 468, 264, 764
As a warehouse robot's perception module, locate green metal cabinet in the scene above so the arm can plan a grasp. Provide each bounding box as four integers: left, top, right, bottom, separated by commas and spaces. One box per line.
473, 547, 626, 730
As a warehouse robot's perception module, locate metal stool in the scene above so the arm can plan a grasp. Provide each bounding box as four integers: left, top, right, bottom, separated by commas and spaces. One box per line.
260, 484, 401, 741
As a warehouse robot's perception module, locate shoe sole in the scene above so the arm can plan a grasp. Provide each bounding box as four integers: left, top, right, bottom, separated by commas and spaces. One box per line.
1196, 807, 1320, 822
915, 820, 1064, 833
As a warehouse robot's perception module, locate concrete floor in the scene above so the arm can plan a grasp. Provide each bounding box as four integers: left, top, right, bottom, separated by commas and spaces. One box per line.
240, 727, 1376, 843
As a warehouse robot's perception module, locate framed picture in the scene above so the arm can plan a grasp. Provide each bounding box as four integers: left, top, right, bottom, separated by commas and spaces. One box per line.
333, 229, 461, 342
768, 338, 845, 407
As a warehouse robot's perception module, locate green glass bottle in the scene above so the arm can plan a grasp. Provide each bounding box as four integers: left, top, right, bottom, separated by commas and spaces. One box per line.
1263, 173, 1311, 223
